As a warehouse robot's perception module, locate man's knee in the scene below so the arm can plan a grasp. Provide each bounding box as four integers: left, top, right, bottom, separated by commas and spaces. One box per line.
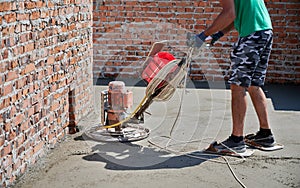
248, 85, 262, 93
231, 84, 247, 95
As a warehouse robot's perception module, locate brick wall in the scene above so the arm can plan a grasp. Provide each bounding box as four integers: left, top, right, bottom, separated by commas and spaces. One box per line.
93, 0, 300, 84
0, 0, 93, 186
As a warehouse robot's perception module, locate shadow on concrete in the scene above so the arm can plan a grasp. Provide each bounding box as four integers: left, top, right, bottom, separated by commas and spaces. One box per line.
95, 78, 299, 111
263, 84, 300, 111
94, 78, 230, 89
78, 139, 217, 170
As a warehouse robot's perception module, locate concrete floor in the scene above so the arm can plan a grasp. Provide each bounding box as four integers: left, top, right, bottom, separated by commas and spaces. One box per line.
13, 85, 300, 188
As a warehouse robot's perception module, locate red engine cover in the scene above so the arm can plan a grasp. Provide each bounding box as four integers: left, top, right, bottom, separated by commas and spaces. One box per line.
142, 52, 175, 84
108, 81, 133, 110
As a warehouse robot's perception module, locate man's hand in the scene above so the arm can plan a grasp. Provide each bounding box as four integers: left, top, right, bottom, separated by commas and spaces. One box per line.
186, 32, 207, 48
210, 31, 224, 46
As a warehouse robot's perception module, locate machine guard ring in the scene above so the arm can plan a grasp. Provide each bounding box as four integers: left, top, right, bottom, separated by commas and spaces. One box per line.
83, 123, 150, 142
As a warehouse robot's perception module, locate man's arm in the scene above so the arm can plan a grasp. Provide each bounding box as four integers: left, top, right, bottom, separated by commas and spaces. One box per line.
221, 22, 235, 35
204, 0, 236, 36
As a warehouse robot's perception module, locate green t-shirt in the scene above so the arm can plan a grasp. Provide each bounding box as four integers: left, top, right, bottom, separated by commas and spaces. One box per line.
234, 0, 272, 37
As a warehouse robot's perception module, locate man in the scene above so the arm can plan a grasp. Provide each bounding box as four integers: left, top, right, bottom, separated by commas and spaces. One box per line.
187, 0, 276, 154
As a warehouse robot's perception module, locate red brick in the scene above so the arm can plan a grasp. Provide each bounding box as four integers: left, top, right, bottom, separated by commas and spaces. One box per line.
33, 141, 44, 154
0, 2, 13, 11
40, 11, 49, 18
25, 1, 36, 9
2, 26, 14, 37
9, 60, 18, 69
17, 13, 30, 21
33, 102, 42, 114
12, 158, 21, 171
94, 1, 300, 85
20, 33, 30, 43
14, 113, 25, 125
1, 143, 12, 157
0, 135, 4, 147
50, 101, 60, 111
23, 42, 34, 53
0, 1, 89, 186
0, 98, 10, 109
6, 70, 18, 82
24, 148, 33, 161
9, 106, 17, 118
4, 121, 12, 132
4, 13, 17, 23
30, 11, 40, 20
8, 129, 17, 141
47, 56, 55, 65
2, 155, 12, 169
22, 63, 35, 75
16, 77, 27, 89
3, 83, 13, 96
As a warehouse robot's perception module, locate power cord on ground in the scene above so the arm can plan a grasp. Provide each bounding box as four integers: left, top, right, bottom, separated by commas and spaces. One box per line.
148, 137, 247, 188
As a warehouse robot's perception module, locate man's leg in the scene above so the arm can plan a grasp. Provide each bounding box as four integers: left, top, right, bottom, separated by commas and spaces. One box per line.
244, 30, 276, 147
204, 83, 247, 154
245, 86, 275, 147
247, 30, 273, 130
248, 86, 270, 129
231, 84, 247, 137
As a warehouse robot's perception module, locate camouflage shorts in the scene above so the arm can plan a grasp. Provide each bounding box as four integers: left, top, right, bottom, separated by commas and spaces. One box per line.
229, 29, 273, 87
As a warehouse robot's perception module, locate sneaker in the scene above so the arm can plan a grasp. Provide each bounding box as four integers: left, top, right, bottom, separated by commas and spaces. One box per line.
245, 131, 276, 148
206, 136, 246, 155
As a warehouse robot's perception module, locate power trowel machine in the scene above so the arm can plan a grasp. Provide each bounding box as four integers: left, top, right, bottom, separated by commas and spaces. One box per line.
85, 41, 194, 142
